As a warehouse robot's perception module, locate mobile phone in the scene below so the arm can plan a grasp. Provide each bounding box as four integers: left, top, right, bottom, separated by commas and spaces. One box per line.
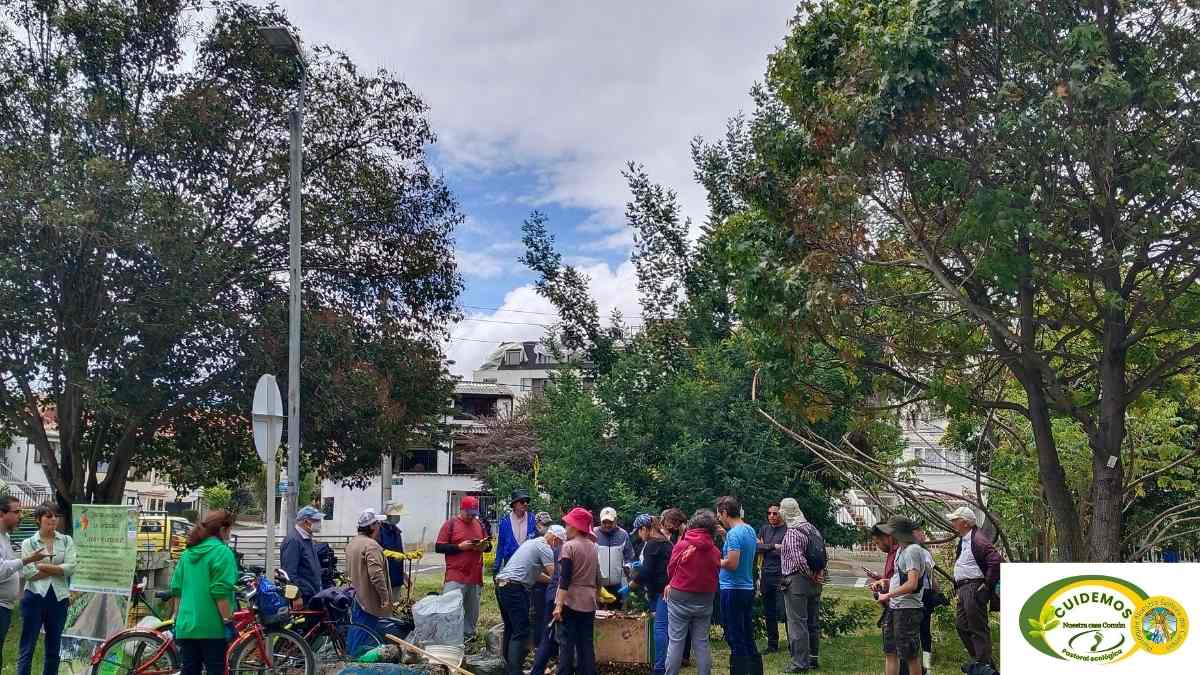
862, 565, 878, 577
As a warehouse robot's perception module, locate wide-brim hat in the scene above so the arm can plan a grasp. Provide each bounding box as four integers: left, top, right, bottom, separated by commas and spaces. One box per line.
562, 507, 596, 540
510, 489, 531, 506
877, 515, 917, 544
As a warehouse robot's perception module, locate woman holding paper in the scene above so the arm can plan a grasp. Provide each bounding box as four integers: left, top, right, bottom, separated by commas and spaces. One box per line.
18, 502, 77, 675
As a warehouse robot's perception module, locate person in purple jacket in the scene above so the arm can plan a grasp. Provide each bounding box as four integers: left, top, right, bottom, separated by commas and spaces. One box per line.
946, 507, 1002, 671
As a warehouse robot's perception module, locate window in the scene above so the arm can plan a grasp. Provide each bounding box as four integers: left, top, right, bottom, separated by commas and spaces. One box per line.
321, 497, 335, 521
531, 378, 547, 397
482, 378, 498, 384
505, 349, 523, 366
396, 449, 438, 473
451, 452, 475, 475
140, 521, 163, 533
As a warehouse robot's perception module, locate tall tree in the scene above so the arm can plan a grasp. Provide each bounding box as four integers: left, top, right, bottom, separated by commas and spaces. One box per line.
757, 0, 1200, 559
0, 1, 461, 510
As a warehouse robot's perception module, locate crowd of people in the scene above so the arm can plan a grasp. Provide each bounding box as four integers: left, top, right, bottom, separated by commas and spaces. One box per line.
451, 491, 1001, 675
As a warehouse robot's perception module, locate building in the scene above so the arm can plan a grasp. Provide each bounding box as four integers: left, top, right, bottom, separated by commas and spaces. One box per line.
317, 379, 516, 544
471, 341, 566, 400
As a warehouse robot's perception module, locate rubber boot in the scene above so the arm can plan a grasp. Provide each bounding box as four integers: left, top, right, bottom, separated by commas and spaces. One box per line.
749, 653, 765, 675
922, 651, 932, 674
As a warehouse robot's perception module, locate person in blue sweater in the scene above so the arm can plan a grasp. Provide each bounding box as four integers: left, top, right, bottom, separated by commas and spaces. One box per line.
493, 490, 537, 573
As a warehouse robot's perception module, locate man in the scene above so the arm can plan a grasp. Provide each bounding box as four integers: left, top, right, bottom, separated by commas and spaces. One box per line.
0, 497, 47, 670
913, 524, 938, 674
345, 507, 392, 654
717, 496, 762, 675
280, 505, 325, 604
377, 501, 408, 592
947, 506, 1002, 670
593, 507, 634, 606
495, 490, 537, 573
495, 524, 563, 675
876, 516, 929, 675
757, 503, 788, 653
435, 495, 491, 640
778, 498, 823, 673
531, 511, 555, 642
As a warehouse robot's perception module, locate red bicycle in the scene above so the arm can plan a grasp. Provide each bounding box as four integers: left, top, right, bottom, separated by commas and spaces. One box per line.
90, 570, 315, 675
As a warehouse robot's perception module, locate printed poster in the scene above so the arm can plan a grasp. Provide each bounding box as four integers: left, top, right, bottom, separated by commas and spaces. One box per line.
69, 504, 139, 595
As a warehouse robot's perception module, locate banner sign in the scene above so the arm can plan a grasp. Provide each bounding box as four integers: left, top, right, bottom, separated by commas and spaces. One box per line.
69, 504, 139, 595
1002, 563, 1197, 673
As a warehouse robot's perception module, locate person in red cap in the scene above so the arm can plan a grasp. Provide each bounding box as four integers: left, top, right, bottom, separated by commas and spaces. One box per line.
435, 495, 492, 641
553, 507, 600, 675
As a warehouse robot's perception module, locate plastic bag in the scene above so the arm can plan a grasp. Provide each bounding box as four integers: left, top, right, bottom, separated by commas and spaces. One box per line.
409, 588, 464, 646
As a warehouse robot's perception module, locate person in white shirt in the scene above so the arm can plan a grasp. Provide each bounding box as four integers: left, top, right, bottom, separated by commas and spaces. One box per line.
947, 506, 1002, 670
0, 496, 49, 673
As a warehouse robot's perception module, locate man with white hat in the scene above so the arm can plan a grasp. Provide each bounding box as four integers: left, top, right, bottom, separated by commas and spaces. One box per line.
946, 506, 1002, 671
377, 501, 408, 591
592, 507, 633, 607
495, 524, 564, 675
345, 508, 391, 653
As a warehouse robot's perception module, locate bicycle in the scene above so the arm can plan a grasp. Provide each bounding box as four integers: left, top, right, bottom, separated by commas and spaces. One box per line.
90, 569, 315, 675
288, 600, 386, 665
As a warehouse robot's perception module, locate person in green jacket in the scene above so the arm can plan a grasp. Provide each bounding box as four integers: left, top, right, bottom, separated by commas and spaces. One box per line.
170, 510, 238, 675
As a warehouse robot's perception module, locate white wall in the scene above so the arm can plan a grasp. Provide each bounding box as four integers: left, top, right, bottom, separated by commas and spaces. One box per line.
2, 434, 54, 485
320, 473, 483, 545
471, 367, 550, 402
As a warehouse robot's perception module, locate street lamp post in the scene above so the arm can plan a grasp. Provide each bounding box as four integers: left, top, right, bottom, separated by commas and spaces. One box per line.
259, 26, 304, 526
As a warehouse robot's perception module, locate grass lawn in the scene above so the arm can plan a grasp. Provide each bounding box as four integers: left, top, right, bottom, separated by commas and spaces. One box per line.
403, 575, 1002, 675
2, 614, 45, 673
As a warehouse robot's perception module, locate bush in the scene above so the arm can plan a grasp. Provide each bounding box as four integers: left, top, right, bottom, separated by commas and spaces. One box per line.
180, 509, 199, 523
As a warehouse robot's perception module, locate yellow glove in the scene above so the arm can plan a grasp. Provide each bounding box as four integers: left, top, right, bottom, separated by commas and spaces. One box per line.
598, 587, 617, 604
382, 550, 424, 561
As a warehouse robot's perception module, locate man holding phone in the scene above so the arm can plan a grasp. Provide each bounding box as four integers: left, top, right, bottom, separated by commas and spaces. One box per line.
0, 496, 49, 671
435, 496, 492, 641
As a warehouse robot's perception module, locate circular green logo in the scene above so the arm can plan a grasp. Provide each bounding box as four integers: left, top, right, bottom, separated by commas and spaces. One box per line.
1018, 575, 1149, 664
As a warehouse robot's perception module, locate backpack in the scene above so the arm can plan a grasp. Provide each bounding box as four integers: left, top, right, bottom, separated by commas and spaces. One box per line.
802, 524, 827, 572
254, 574, 291, 626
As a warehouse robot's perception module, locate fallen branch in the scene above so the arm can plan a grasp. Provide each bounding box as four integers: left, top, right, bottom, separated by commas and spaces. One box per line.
384, 635, 473, 675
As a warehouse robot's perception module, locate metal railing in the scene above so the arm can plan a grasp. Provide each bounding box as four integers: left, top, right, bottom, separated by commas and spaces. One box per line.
229, 533, 354, 570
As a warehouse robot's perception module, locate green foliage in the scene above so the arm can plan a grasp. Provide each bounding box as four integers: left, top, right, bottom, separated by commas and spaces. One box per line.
201, 484, 234, 512
0, 1, 461, 506
180, 509, 199, 524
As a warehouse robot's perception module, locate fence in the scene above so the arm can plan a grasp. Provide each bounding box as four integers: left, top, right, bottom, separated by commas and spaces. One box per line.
229, 533, 354, 571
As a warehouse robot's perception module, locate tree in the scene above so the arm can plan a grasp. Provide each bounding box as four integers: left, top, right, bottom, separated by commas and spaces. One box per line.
748, 0, 1200, 560
0, 1, 461, 514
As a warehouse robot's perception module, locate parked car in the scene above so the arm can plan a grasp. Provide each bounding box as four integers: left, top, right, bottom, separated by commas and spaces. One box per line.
137, 515, 193, 558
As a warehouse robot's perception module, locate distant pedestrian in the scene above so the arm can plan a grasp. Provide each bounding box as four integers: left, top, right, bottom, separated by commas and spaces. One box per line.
280, 505, 325, 605
345, 508, 393, 655
496, 525, 562, 675
778, 498, 824, 673
593, 507, 633, 606
495, 490, 538, 573
435, 496, 491, 641
664, 509, 721, 675
876, 517, 929, 675
946, 507, 1001, 671
168, 510, 237, 675
555, 507, 600, 675
756, 503, 787, 653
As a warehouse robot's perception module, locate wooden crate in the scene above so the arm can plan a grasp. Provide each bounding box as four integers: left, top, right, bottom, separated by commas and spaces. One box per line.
594, 611, 652, 665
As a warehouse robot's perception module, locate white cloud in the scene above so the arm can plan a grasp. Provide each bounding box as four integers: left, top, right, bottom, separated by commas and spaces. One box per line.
445, 260, 641, 378
278, 1, 795, 228
454, 250, 509, 279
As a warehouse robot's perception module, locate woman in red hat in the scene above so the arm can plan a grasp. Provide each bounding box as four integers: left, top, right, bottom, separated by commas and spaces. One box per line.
553, 507, 599, 675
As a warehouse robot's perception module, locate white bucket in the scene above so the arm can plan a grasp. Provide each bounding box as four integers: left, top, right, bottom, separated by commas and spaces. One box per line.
424, 643, 465, 668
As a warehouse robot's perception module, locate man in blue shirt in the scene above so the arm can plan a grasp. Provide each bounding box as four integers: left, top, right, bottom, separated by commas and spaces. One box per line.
377, 502, 408, 591
494, 490, 537, 574
717, 495, 762, 675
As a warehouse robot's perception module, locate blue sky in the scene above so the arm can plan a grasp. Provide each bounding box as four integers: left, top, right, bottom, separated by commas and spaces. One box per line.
275, 1, 798, 375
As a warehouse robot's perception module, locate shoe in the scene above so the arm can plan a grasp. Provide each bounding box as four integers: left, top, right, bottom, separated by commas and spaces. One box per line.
749, 654, 764, 675
808, 656, 820, 670
783, 666, 810, 674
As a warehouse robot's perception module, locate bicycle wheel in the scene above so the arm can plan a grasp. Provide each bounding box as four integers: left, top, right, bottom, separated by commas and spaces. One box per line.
90, 630, 178, 675
309, 622, 387, 663
228, 627, 315, 675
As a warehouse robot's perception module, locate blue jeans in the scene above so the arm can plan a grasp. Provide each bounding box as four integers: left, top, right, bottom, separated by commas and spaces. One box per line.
720, 588, 759, 658
650, 593, 668, 674
496, 582, 532, 675
0, 605, 12, 673
348, 600, 396, 658
18, 588, 69, 675
179, 638, 227, 675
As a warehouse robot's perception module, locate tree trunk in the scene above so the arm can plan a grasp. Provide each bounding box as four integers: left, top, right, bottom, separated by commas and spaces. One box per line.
1088, 321, 1128, 561
1025, 382, 1085, 561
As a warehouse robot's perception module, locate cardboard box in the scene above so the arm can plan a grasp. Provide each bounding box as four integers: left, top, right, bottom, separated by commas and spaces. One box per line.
594, 611, 652, 665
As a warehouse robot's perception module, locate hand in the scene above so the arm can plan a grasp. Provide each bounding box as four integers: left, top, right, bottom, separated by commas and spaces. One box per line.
552, 604, 563, 622
457, 540, 476, 551
35, 563, 57, 576
877, 592, 890, 604
23, 549, 49, 565
774, 544, 783, 551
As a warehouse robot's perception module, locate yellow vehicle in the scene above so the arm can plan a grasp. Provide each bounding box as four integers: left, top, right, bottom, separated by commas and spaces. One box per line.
136, 515, 193, 558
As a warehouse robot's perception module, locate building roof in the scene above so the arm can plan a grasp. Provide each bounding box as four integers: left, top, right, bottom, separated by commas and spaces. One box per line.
475, 341, 561, 371
454, 381, 516, 397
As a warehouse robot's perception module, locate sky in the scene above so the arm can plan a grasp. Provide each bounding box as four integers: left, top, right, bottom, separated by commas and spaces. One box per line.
274, 1, 797, 376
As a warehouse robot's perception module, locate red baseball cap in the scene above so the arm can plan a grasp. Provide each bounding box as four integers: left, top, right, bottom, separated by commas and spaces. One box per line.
461, 496, 479, 513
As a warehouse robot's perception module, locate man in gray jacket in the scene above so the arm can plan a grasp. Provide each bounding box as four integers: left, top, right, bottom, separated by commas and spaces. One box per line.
593, 507, 633, 607
0, 495, 49, 670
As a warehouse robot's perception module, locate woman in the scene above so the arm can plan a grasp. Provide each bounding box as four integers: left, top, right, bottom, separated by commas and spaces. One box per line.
554, 507, 599, 675
629, 514, 671, 675
18, 503, 77, 675
170, 510, 239, 675
664, 509, 721, 675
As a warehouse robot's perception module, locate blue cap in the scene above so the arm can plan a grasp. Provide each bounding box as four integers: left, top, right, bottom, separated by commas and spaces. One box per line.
632, 513, 654, 530
296, 506, 323, 522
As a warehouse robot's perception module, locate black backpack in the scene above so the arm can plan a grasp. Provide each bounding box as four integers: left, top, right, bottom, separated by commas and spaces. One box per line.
802, 524, 827, 572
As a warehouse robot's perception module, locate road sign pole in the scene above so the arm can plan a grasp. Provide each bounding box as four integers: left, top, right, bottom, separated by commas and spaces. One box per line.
265, 437, 276, 574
